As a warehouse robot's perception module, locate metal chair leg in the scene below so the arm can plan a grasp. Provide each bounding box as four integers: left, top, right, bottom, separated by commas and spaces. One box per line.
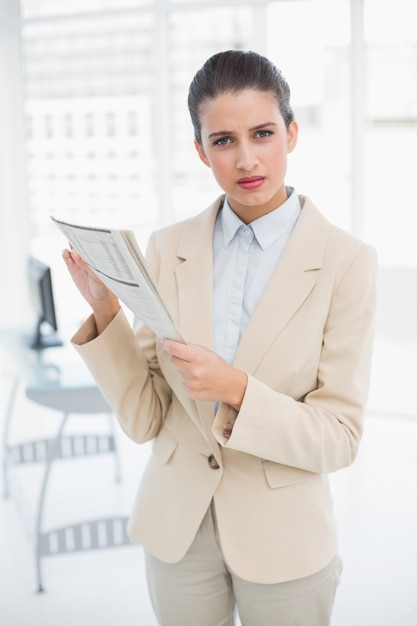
34, 411, 69, 593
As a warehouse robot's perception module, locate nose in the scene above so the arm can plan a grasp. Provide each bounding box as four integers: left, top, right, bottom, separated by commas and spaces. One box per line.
236, 141, 259, 171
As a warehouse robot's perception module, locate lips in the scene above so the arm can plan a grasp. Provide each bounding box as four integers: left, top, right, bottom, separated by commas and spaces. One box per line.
237, 176, 265, 190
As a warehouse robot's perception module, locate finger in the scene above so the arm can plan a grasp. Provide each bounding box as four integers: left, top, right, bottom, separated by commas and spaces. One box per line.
161, 339, 194, 361
62, 248, 75, 266
62, 249, 83, 274
69, 245, 89, 268
62, 248, 93, 282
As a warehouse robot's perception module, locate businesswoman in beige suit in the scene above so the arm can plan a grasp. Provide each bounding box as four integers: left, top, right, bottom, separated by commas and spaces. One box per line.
63, 50, 377, 626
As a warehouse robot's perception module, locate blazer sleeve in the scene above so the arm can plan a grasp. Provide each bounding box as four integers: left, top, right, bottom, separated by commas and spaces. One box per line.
72, 307, 172, 444
213, 243, 378, 475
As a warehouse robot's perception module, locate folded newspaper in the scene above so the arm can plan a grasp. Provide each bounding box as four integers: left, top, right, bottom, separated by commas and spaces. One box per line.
51, 216, 185, 343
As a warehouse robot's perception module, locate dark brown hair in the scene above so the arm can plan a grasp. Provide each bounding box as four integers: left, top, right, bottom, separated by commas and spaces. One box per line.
188, 49, 294, 144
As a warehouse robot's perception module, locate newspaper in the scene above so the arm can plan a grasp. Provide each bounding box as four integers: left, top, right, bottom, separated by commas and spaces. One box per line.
51, 216, 185, 343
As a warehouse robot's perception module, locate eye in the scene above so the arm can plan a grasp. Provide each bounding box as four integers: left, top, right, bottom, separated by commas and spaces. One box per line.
255, 129, 273, 138
213, 136, 232, 146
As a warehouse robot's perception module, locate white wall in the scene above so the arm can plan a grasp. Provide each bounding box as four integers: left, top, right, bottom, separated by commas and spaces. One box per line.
0, 0, 31, 328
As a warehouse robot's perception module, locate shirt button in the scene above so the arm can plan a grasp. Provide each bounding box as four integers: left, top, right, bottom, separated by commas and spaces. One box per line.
208, 454, 220, 470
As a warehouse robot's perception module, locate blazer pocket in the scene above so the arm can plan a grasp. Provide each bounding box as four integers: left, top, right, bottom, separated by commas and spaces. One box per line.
152, 427, 179, 464
262, 459, 315, 489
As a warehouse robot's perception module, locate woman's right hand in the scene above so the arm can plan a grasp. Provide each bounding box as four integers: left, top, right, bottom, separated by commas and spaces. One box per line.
62, 246, 121, 333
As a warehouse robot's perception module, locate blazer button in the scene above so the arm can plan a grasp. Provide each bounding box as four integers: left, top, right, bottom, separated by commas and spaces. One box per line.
208, 454, 220, 470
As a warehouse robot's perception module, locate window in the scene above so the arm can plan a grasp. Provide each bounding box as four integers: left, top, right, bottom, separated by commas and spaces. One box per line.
22, 11, 157, 244
266, 0, 351, 231
363, 0, 417, 267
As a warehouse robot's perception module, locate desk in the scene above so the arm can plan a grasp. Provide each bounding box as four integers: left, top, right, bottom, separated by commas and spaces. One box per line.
1, 330, 131, 592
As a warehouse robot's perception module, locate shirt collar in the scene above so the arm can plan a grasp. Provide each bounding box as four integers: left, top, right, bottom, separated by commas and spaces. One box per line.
221, 187, 301, 250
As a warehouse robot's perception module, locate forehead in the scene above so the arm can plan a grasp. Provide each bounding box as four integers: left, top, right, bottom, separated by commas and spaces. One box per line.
198, 89, 281, 128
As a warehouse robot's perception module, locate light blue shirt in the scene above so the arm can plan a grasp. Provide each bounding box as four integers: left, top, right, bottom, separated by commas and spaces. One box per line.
213, 187, 301, 366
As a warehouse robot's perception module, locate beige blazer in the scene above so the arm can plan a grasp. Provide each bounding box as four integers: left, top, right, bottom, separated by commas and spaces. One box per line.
73, 194, 377, 584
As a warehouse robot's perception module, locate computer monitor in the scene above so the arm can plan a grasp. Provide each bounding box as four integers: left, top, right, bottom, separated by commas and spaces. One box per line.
25, 256, 63, 349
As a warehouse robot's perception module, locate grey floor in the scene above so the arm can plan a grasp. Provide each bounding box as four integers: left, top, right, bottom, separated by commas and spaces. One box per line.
0, 331, 416, 626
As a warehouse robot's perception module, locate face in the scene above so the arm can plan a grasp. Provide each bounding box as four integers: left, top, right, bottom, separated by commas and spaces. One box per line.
194, 89, 298, 223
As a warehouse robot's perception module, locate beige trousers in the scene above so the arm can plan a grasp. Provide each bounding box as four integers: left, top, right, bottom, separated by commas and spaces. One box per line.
145, 502, 342, 626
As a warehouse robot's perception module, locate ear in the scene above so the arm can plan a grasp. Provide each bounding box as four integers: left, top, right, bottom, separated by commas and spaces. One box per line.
286, 121, 299, 154
194, 139, 211, 168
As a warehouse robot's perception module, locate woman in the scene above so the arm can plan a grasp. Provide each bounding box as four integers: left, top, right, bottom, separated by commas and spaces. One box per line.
63, 50, 377, 626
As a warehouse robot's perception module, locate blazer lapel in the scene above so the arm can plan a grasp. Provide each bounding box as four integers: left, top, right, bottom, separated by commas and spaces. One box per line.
174, 197, 223, 348
233, 197, 331, 374
172, 198, 222, 444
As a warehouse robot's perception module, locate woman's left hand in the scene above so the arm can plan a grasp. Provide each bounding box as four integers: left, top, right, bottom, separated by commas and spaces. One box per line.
161, 340, 247, 410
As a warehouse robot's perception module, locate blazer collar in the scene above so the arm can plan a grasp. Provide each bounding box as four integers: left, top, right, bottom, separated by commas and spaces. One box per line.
175, 194, 329, 265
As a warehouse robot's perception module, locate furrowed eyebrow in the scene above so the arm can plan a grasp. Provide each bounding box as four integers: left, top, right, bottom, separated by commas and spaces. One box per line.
208, 129, 233, 139
249, 122, 277, 131
208, 122, 277, 140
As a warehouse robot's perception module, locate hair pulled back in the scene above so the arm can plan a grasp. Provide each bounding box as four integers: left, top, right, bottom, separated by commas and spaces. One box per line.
188, 49, 294, 144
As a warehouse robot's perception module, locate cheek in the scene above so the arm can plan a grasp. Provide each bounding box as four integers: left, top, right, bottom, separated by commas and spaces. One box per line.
207, 154, 231, 178
270, 143, 288, 165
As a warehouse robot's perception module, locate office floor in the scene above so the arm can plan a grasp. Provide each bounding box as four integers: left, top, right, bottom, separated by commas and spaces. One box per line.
0, 332, 416, 626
